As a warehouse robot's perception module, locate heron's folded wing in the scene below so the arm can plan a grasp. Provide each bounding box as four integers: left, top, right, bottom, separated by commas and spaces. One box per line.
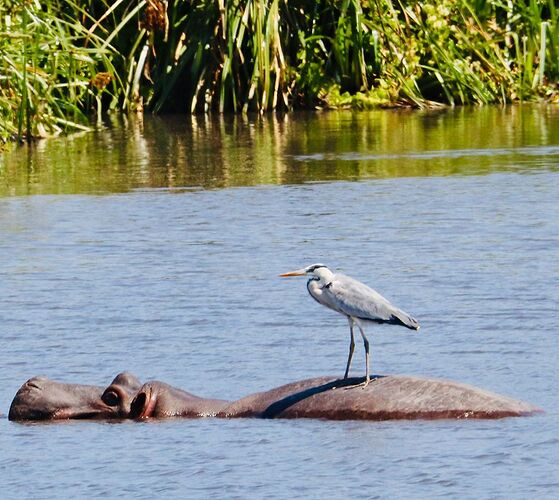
327, 275, 419, 329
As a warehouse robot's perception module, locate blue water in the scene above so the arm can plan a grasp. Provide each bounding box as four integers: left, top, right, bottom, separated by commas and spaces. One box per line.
1, 109, 558, 498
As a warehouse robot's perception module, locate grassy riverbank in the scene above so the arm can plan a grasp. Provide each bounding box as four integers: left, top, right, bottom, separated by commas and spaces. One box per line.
2, 0, 559, 143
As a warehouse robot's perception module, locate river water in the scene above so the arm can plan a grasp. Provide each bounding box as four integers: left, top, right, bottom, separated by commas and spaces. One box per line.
1, 107, 558, 498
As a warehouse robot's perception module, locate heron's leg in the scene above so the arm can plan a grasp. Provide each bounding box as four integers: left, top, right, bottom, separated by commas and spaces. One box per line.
357, 325, 370, 387
344, 318, 355, 379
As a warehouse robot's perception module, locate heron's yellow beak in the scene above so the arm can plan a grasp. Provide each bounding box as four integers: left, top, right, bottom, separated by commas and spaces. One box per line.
279, 268, 306, 277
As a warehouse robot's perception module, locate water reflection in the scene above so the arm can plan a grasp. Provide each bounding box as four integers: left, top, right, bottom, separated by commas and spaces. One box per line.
2, 105, 559, 196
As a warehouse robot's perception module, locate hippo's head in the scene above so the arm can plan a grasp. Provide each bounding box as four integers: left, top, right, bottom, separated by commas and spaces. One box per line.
9, 372, 142, 421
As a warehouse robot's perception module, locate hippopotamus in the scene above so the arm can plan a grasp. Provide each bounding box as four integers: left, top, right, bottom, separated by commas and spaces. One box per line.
9, 373, 542, 422
8, 372, 142, 421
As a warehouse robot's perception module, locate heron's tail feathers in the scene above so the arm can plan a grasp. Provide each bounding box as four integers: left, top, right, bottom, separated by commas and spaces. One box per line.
390, 310, 420, 330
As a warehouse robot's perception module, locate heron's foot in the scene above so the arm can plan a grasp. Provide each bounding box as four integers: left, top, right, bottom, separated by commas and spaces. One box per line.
342, 378, 369, 390
359, 374, 373, 388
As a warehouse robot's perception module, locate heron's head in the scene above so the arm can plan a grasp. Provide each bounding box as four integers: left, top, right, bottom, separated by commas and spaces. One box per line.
279, 263, 333, 282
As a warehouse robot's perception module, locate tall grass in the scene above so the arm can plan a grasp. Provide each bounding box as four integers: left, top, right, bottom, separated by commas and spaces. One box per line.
0, 0, 121, 142
2, 0, 559, 143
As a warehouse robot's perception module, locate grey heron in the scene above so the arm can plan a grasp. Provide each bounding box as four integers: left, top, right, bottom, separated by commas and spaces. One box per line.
279, 264, 419, 387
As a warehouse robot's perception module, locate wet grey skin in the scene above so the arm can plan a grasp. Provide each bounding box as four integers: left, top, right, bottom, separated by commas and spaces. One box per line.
129, 381, 230, 419
218, 375, 543, 420
280, 264, 420, 386
9, 372, 142, 421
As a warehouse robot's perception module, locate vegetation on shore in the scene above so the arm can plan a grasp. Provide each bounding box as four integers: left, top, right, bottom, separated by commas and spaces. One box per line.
2, 0, 559, 143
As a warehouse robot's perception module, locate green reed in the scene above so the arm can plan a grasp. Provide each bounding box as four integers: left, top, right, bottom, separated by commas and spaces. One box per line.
0, 0, 119, 143
2, 0, 559, 144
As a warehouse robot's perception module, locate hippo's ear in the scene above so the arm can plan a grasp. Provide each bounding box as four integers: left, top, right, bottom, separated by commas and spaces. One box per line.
129, 392, 147, 419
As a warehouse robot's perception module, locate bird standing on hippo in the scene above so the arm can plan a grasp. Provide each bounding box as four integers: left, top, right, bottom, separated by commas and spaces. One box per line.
280, 263, 419, 386
7, 264, 542, 422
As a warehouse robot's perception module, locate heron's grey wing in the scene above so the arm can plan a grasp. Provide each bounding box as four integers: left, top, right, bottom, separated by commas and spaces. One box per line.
325, 274, 419, 329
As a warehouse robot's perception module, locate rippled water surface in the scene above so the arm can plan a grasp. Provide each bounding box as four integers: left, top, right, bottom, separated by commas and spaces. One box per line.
1, 107, 558, 498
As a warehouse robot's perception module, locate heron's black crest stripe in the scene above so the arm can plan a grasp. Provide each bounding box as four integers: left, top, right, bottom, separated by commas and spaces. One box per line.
307, 264, 326, 272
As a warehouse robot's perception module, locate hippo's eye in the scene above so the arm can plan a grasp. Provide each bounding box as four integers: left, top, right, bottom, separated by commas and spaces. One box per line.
102, 390, 120, 406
